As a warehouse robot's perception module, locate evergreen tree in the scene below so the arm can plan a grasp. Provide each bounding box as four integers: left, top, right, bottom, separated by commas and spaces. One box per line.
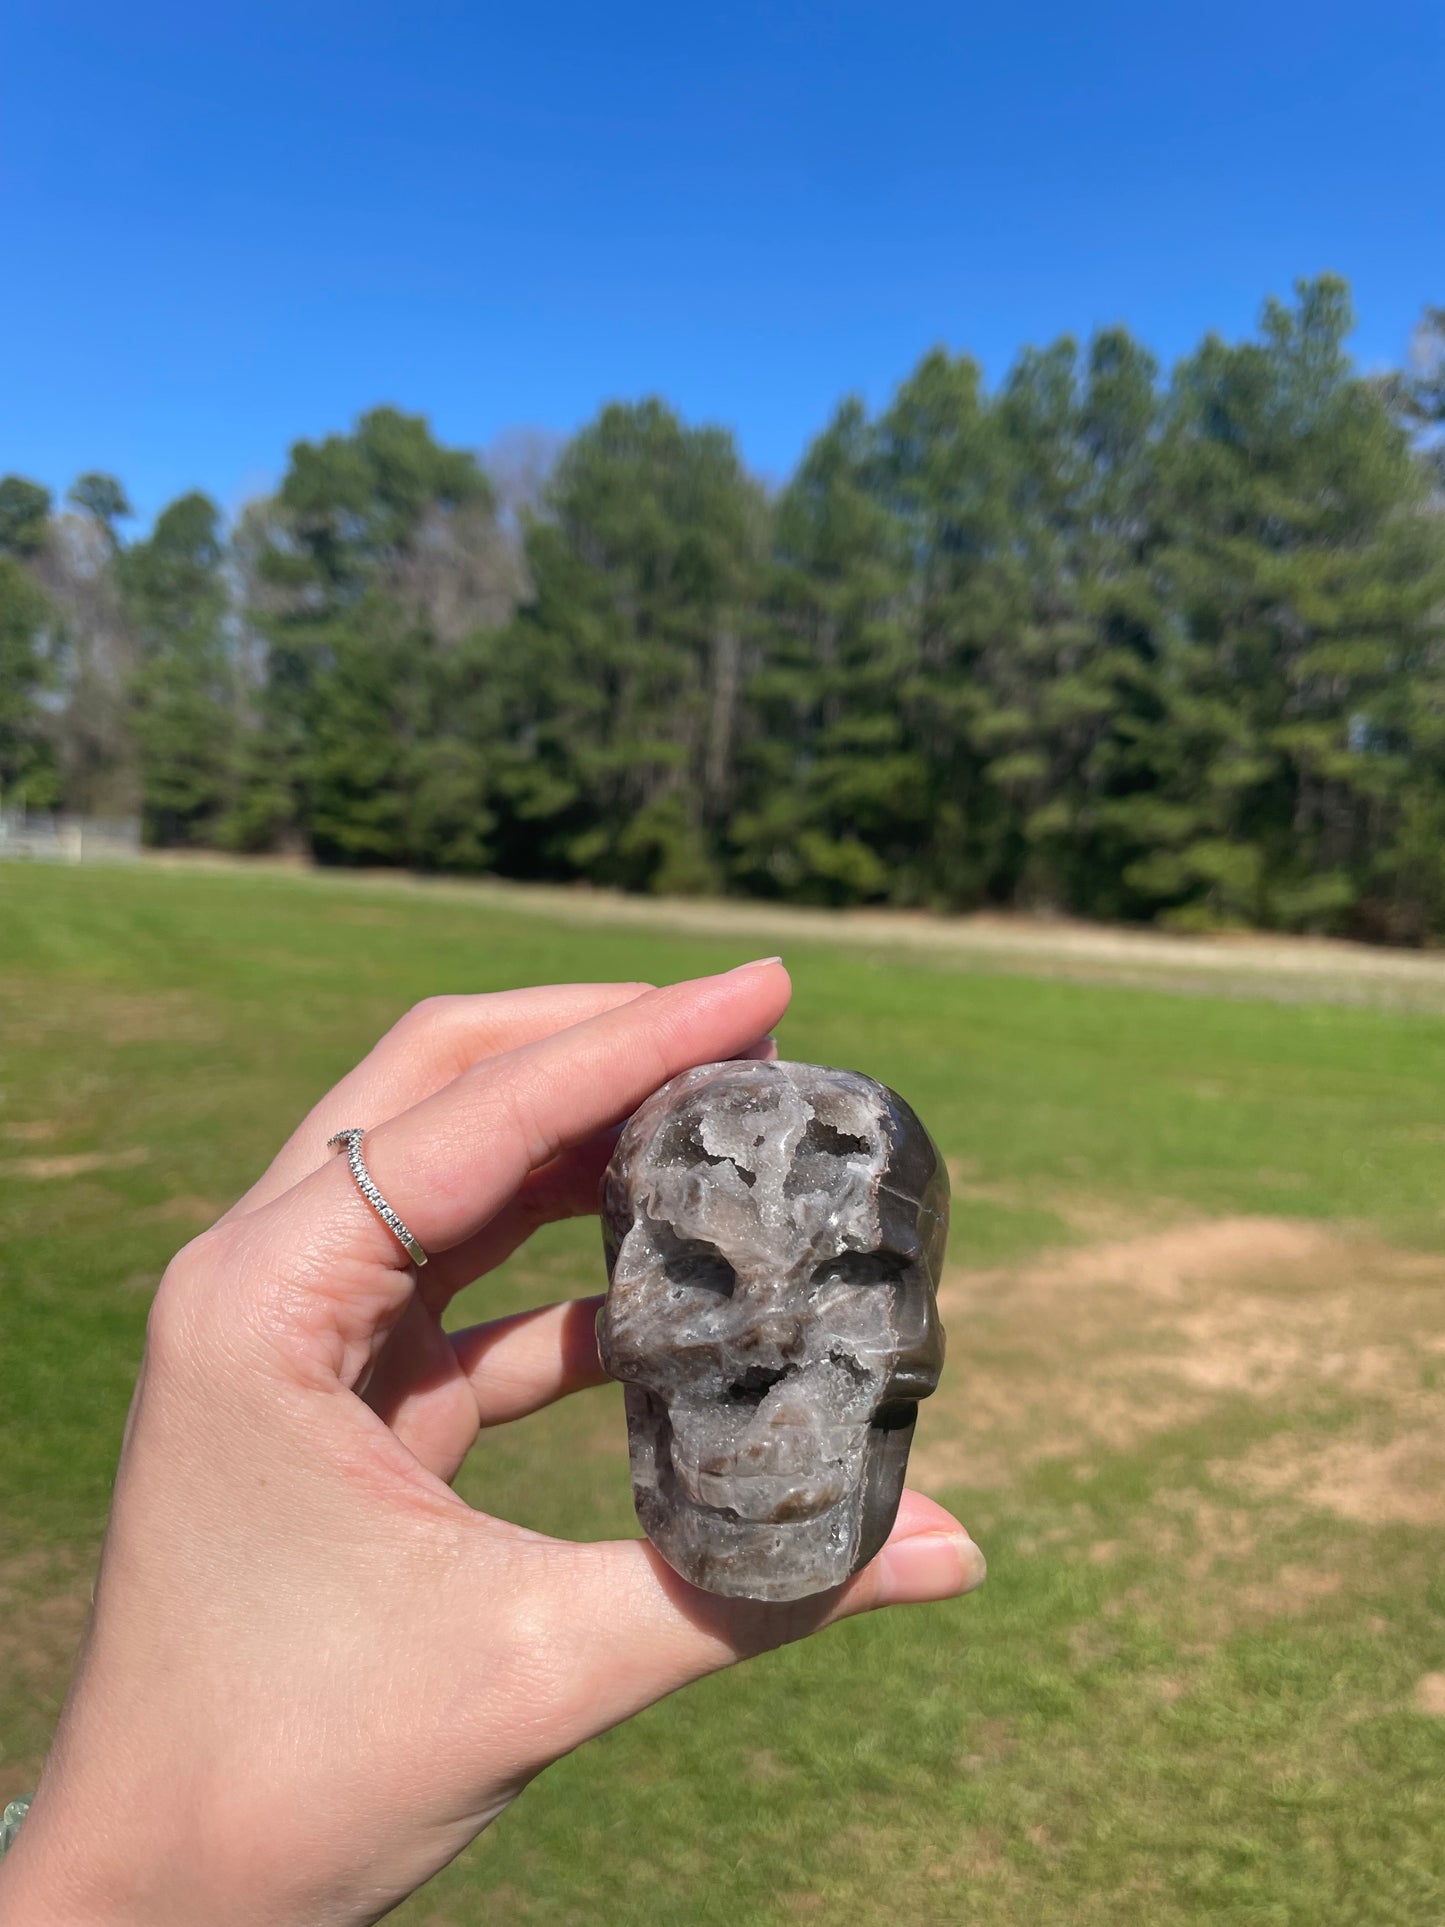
997, 329, 1169, 917
733, 399, 913, 903
1136, 278, 1445, 933
239, 406, 504, 864
10, 278, 1444, 941
498, 400, 765, 892
0, 477, 53, 560
0, 562, 58, 809
873, 348, 1024, 906
0, 477, 59, 809
121, 492, 236, 846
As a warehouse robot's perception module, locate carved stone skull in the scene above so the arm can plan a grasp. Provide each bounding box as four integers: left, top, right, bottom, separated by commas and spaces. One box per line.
598, 1059, 948, 1602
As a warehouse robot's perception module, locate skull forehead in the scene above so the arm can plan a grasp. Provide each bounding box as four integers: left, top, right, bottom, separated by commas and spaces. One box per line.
632, 1062, 890, 1262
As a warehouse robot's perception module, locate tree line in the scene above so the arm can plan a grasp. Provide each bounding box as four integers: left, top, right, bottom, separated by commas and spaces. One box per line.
4, 277, 1445, 939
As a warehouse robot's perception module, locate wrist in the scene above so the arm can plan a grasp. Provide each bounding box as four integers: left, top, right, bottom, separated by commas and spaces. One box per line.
0, 1773, 384, 1927
0, 1797, 151, 1927
0, 1793, 285, 1927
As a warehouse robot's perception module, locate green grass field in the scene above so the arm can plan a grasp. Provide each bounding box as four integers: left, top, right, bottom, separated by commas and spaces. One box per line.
3, 861, 1445, 1925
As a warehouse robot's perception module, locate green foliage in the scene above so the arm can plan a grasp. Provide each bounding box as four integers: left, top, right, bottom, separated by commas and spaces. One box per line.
494, 398, 764, 892
16, 282, 1445, 940
1133, 279, 1445, 933
66, 471, 133, 545
120, 492, 235, 846
0, 476, 53, 559
236, 406, 506, 865
0, 556, 58, 806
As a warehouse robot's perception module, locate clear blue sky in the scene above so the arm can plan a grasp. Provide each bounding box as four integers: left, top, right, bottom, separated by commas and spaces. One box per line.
3, 0, 1441, 527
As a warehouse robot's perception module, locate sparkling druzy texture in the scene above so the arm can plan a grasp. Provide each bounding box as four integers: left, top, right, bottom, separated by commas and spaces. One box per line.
597, 1060, 949, 1602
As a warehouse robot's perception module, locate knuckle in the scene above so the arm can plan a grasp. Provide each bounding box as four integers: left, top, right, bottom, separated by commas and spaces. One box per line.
394, 994, 462, 1043
145, 1224, 236, 1369
145, 1265, 203, 1374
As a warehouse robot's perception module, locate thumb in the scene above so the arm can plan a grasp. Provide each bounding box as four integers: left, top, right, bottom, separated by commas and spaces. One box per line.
531, 1492, 984, 1754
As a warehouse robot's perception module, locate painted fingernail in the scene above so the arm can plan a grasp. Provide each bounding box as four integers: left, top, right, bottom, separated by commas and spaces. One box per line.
882, 1530, 987, 1600
731, 955, 782, 971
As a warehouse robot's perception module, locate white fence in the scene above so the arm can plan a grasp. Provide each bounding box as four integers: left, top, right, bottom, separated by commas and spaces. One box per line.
0, 811, 141, 864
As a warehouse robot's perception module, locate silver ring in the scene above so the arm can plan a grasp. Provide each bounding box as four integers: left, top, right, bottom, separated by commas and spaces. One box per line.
327, 1129, 429, 1267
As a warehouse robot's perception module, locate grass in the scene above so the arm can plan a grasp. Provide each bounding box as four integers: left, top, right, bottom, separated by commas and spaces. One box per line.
2, 859, 1444, 1924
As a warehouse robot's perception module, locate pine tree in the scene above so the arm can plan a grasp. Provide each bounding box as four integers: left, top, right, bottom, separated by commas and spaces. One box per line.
121, 493, 236, 846
1135, 278, 1445, 933
238, 407, 508, 866
497, 400, 765, 892
733, 399, 913, 903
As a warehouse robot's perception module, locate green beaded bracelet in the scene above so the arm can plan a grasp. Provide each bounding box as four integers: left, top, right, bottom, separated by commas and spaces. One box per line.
0, 1797, 31, 1858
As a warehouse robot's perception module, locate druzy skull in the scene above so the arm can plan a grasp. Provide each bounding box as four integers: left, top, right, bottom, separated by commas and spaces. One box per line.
598, 1060, 948, 1602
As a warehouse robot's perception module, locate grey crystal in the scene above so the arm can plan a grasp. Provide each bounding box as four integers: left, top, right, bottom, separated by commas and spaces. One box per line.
597, 1059, 948, 1602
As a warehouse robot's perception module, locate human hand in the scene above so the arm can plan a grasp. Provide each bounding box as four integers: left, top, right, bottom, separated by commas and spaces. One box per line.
0, 963, 984, 1926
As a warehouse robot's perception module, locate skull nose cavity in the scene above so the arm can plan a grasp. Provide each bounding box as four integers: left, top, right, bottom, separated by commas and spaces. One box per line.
657, 1229, 737, 1298
727, 1363, 796, 1407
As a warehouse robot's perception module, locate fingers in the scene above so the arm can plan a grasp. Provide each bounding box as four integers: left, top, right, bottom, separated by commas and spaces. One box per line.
452, 1298, 609, 1427
205, 961, 790, 1386
358, 1292, 481, 1481
414, 1131, 619, 1314
519, 1492, 985, 1755
367, 1297, 610, 1482
355, 1034, 778, 1457
414, 1033, 777, 1316
227, 982, 653, 1220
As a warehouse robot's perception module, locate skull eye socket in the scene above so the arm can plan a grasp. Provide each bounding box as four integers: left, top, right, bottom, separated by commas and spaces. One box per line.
663, 1237, 737, 1298
810, 1250, 909, 1292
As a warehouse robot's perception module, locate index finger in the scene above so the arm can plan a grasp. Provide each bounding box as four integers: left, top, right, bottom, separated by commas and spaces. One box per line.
226, 981, 655, 1220
202, 959, 790, 1384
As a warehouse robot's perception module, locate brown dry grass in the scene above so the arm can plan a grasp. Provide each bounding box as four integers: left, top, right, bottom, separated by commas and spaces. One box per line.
144, 850, 1445, 1014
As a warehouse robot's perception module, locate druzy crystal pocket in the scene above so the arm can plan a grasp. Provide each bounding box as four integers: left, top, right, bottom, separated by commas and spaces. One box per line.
597, 1060, 949, 1602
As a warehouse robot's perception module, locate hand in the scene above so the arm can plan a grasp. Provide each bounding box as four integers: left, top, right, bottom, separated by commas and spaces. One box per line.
0, 963, 984, 1927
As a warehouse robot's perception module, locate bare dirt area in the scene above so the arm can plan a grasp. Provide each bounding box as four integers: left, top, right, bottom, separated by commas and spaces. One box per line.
0, 1145, 150, 1181
917, 1213, 1445, 1532
908, 1208, 1445, 1661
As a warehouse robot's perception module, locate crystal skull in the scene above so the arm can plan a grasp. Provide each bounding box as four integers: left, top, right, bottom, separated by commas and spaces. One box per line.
597, 1059, 948, 1602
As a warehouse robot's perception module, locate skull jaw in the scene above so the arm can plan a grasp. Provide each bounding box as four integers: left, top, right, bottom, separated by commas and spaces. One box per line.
622, 1384, 919, 1603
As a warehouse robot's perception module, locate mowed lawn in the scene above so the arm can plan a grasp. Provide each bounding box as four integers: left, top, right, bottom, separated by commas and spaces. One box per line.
3, 862, 1445, 1926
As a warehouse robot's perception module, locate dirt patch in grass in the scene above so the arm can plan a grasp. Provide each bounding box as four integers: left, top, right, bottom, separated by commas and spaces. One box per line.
1, 1145, 150, 1180
94, 991, 222, 1047
917, 1215, 1445, 1493
0, 1120, 61, 1144
914, 1210, 1445, 1654
136, 1194, 223, 1227
1225, 1427, 1445, 1528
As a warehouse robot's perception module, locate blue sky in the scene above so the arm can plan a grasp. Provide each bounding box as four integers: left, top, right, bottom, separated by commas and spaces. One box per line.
3, 1, 1441, 527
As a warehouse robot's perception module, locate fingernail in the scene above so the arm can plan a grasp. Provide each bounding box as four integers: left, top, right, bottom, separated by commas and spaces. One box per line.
734, 1035, 780, 1063
881, 1530, 987, 1601
731, 955, 782, 971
